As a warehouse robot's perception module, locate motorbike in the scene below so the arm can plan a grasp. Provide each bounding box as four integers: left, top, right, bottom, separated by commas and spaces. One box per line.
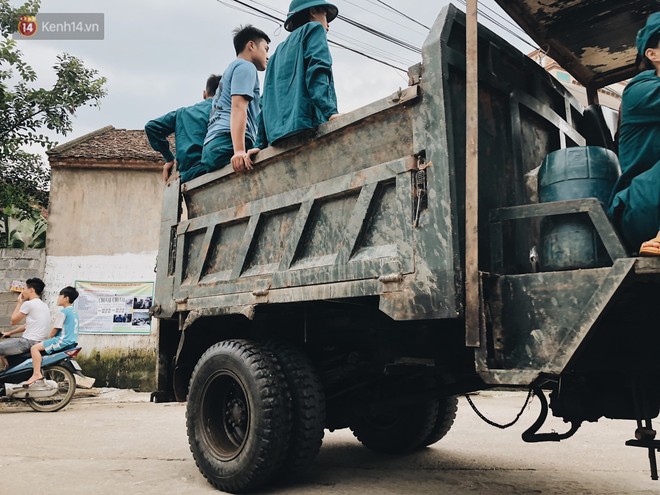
0, 344, 93, 412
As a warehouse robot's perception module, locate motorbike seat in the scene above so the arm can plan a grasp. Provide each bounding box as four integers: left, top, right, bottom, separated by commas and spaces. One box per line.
6, 342, 79, 366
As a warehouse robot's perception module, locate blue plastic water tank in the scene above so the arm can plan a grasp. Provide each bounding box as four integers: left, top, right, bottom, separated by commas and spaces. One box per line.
538, 146, 620, 270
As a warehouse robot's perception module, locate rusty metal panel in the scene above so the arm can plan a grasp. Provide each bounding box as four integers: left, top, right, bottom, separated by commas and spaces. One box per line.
477, 258, 639, 385
478, 257, 660, 386
155, 5, 596, 325
153, 178, 181, 318
465, 0, 480, 347
171, 154, 418, 306
433, 5, 587, 284
183, 87, 418, 219
488, 198, 628, 273
494, 0, 658, 88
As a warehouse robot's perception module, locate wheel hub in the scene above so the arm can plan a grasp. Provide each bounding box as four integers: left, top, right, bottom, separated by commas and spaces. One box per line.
202, 371, 250, 460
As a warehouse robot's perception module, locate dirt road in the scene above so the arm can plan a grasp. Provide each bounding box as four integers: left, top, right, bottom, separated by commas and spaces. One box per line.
1, 389, 656, 494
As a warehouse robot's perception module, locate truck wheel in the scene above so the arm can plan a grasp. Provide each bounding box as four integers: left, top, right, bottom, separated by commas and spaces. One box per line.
186, 340, 292, 493
268, 341, 326, 479
350, 397, 439, 454
420, 395, 458, 447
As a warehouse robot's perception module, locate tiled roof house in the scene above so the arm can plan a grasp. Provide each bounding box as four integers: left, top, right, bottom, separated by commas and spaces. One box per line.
47, 125, 173, 166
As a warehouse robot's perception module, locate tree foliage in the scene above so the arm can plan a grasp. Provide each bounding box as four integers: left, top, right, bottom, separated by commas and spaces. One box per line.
0, 0, 107, 246
0, 205, 46, 248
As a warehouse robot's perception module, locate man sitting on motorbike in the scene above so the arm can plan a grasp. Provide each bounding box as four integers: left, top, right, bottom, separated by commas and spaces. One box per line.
0, 278, 51, 370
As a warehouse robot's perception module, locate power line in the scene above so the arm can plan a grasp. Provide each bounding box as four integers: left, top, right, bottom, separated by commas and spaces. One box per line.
241, 0, 419, 66
216, 0, 279, 25
332, 31, 416, 66
341, 0, 427, 36
469, 0, 528, 34
338, 15, 422, 54
329, 39, 407, 72
374, 0, 430, 30
248, 0, 287, 17
223, 0, 283, 23
454, 0, 538, 51
218, 0, 410, 72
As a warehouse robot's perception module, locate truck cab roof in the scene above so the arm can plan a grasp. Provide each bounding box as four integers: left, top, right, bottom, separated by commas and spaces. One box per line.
494, 0, 657, 89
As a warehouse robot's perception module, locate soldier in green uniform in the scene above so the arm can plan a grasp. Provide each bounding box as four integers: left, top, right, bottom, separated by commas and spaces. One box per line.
145, 75, 221, 183
609, 12, 660, 256
256, 0, 340, 149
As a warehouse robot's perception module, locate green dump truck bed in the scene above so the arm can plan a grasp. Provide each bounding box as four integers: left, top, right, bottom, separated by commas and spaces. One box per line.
153, 3, 660, 492
155, 4, 589, 323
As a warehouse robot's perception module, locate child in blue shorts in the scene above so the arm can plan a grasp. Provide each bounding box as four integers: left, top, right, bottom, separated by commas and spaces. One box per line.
24, 286, 79, 386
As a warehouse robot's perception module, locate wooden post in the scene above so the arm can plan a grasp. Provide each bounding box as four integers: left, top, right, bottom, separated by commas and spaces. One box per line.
465, 0, 480, 347
586, 85, 600, 106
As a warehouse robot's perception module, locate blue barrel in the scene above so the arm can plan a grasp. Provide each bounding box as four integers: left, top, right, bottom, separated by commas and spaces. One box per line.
538, 146, 620, 270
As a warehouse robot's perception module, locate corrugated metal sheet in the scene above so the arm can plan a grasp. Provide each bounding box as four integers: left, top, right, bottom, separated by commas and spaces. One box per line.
494, 0, 658, 88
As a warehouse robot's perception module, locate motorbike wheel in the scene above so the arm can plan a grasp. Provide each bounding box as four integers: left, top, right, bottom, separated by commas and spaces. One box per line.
25, 365, 76, 412
186, 340, 292, 493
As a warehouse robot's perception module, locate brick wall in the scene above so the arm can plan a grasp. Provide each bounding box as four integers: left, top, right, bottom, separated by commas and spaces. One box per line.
0, 249, 45, 332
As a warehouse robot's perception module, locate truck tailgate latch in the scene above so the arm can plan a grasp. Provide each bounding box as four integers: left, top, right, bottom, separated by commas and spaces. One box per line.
413, 152, 431, 227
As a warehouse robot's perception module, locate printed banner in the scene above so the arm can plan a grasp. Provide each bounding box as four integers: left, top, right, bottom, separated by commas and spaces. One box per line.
75, 281, 153, 334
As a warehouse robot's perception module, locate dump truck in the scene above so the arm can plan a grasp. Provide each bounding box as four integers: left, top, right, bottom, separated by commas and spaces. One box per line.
152, 1, 660, 492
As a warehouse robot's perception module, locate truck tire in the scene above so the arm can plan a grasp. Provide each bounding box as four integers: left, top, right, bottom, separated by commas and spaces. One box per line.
268, 341, 326, 479
186, 340, 292, 493
350, 396, 439, 454
420, 395, 458, 447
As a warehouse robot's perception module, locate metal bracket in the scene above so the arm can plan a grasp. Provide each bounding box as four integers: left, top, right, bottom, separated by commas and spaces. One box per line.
626, 386, 660, 480
625, 437, 660, 480
489, 198, 628, 274
521, 386, 582, 443
412, 152, 431, 228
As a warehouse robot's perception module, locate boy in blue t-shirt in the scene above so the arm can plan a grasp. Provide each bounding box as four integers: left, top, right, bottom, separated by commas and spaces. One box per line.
24, 286, 79, 387
194, 25, 270, 180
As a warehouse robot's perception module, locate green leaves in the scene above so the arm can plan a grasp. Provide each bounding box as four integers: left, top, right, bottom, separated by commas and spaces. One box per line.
0, 0, 107, 247
1, 206, 46, 248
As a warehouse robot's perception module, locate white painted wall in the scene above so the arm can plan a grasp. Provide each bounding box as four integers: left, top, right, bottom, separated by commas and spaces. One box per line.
45, 152, 165, 387
43, 252, 158, 352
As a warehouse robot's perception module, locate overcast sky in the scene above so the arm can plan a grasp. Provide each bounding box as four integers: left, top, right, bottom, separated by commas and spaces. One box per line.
11, 0, 535, 153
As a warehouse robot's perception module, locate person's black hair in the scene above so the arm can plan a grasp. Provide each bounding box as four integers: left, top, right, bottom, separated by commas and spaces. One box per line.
25, 277, 45, 296
59, 286, 79, 303
232, 25, 270, 55
206, 74, 221, 97
641, 32, 660, 70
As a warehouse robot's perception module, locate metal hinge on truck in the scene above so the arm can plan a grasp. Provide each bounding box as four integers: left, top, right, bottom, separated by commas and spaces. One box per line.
412, 151, 431, 227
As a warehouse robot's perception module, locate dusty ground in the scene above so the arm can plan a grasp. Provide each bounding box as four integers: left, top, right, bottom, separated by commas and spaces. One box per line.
1, 389, 657, 494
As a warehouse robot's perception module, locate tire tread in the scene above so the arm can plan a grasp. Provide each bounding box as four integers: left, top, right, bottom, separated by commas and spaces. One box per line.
186, 339, 292, 493
268, 341, 325, 478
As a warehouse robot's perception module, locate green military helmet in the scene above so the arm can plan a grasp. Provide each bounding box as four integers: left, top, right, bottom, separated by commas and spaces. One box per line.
636, 11, 660, 60
284, 0, 339, 32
